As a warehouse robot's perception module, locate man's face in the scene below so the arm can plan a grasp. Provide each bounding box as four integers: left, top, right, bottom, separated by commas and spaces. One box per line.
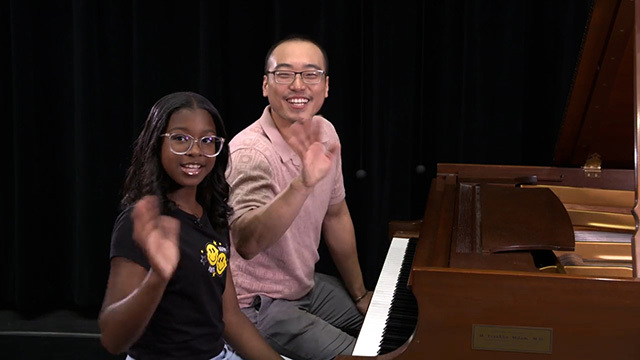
263, 40, 329, 126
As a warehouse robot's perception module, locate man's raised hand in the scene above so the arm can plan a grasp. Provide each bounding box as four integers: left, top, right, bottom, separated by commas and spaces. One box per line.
288, 118, 340, 188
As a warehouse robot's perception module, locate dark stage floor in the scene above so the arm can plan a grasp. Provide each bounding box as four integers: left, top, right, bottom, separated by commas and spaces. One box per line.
0, 310, 124, 359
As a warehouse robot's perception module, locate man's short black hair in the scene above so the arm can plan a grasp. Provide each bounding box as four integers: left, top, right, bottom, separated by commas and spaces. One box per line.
264, 34, 329, 75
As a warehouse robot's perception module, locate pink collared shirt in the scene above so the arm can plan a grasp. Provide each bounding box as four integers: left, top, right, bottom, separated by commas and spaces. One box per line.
226, 106, 345, 308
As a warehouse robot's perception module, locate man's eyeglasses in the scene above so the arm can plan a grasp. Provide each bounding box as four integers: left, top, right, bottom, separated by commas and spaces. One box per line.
266, 70, 326, 85
160, 133, 225, 158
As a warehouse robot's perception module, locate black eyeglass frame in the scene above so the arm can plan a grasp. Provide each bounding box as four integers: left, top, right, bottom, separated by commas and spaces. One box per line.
265, 69, 326, 84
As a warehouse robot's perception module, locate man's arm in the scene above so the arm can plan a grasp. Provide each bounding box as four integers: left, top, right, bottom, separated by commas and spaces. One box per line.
322, 200, 372, 314
230, 118, 339, 260
230, 175, 312, 259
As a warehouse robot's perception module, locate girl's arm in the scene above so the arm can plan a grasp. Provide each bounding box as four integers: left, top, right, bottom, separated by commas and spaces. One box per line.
99, 196, 181, 354
98, 259, 168, 354
222, 269, 282, 360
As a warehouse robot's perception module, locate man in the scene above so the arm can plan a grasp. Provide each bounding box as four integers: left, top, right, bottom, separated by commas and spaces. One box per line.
225, 35, 372, 360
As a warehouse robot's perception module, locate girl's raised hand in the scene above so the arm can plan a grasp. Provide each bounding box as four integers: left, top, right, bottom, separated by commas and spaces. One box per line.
132, 196, 181, 281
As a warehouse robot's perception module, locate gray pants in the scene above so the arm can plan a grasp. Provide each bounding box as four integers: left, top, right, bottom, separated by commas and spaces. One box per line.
240, 273, 364, 360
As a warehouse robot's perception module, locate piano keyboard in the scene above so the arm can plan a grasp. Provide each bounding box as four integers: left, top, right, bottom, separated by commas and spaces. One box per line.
352, 237, 418, 356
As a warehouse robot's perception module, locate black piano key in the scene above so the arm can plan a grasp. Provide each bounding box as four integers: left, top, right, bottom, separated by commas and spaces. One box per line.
379, 238, 419, 355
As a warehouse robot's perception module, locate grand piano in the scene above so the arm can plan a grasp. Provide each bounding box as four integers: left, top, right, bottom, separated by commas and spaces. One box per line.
339, 0, 640, 358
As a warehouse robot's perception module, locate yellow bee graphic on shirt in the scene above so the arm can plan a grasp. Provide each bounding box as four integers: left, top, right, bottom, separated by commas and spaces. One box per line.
200, 240, 228, 277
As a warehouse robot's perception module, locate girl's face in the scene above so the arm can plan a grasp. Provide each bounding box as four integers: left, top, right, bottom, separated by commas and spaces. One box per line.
161, 108, 218, 189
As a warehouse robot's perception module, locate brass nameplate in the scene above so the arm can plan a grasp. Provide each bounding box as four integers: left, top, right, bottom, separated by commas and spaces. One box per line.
472, 324, 553, 354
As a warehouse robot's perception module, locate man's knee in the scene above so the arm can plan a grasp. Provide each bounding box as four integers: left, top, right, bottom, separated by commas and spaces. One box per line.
255, 298, 355, 360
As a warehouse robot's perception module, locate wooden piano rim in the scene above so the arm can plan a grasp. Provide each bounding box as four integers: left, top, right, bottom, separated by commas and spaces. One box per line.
408, 264, 640, 283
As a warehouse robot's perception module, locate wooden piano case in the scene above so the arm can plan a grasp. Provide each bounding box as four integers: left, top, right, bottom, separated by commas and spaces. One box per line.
342, 0, 640, 358
398, 163, 640, 359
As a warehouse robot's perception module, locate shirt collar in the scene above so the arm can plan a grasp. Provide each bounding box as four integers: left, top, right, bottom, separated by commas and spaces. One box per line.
259, 106, 299, 165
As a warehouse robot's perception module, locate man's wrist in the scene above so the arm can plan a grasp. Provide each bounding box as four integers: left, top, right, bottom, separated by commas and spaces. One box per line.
353, 290, 369, 303
291, 176, 313, 194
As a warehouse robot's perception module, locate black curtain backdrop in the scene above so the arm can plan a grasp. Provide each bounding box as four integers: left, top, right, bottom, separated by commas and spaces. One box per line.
3, 1, 591, 318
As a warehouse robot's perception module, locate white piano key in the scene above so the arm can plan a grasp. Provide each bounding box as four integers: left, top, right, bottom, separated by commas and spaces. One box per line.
352, 237, 410, 356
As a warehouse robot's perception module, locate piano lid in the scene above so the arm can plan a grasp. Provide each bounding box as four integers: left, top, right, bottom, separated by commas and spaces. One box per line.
554, 0, 635, 169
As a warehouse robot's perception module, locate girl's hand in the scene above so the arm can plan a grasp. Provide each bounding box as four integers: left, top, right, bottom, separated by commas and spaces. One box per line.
132, 196, 181, 281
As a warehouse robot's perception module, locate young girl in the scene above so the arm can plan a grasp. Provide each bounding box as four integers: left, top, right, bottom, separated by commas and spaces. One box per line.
98, 92, 282, 360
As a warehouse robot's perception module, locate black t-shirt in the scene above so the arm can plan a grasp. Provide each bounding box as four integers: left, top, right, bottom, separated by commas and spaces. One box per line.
110, 206, 229, 360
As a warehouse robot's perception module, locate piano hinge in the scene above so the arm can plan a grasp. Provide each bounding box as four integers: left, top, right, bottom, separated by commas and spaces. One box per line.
582, 153, 602, 178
